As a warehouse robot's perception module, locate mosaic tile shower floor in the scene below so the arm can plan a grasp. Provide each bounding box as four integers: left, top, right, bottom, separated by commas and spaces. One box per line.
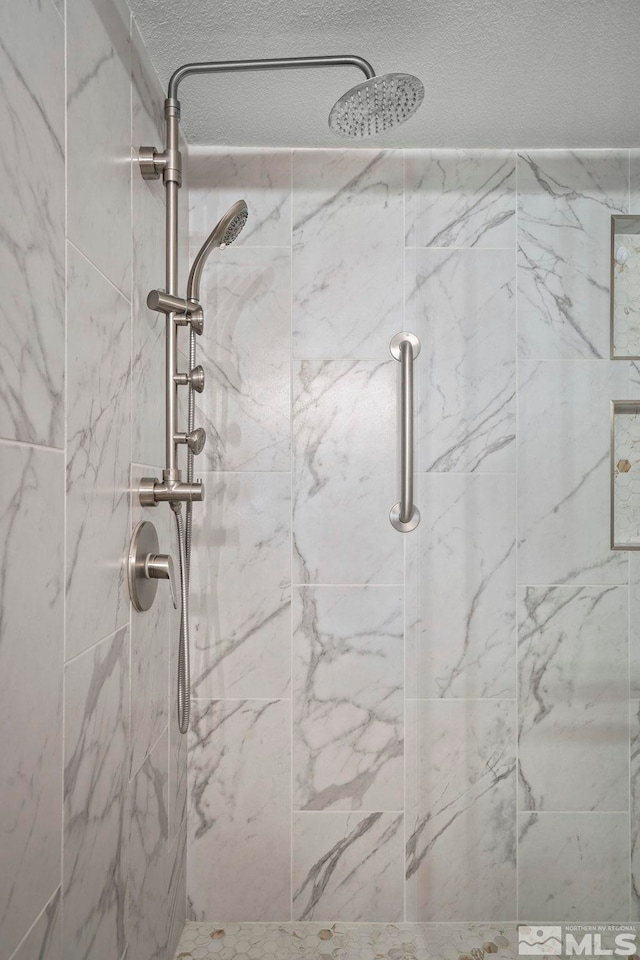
174, 922, 518, 960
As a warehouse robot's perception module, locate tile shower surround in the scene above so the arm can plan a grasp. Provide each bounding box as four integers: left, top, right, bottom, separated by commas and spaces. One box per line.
0, 0, 187, 958
187, 146, 640, 927
5, 4, 640, 954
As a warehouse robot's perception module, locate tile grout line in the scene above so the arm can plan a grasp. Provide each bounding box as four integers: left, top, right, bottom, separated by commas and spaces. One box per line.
63, 620, 130, 668
6, 886, 62, 960
0, 436, 64, 454
66, 238, 132, 306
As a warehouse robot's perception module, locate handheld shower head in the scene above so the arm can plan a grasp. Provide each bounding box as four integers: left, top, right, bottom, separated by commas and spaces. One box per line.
328, 73, 424, 139
187, 199, 248, 301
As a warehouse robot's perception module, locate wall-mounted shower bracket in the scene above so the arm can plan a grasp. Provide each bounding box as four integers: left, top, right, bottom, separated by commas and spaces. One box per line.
138, 146, 166, 181
138, 145, 181, 185
175, 308, 203, 336
174, 366, 205, 393
174, 427, 206, 456
139, 475, 205, 508
139, 101, 182, 184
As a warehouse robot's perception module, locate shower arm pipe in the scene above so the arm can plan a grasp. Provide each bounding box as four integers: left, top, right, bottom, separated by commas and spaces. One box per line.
166, 54, 375, 101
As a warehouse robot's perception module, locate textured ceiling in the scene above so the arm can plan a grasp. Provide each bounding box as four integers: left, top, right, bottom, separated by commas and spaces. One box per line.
129, 0, 640, 148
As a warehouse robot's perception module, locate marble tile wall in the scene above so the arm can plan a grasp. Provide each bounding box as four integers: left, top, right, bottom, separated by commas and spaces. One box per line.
0, 2, 187, 958
188, 146, 638, 926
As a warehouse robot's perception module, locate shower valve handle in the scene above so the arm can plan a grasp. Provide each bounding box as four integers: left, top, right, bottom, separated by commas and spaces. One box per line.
145, 553, 177, 609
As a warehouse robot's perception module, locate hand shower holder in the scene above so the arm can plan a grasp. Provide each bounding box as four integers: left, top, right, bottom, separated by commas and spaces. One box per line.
146, 290, 204, 335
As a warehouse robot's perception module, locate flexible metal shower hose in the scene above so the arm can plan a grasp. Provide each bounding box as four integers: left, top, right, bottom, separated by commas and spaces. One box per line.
174, 506, 190, 734
173, 325, 197, 735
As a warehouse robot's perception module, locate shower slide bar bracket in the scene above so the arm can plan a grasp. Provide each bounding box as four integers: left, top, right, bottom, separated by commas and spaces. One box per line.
389, 332, 420, 533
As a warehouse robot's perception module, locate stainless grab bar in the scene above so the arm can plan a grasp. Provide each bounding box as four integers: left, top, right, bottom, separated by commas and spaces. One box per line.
389, 332, 421, 532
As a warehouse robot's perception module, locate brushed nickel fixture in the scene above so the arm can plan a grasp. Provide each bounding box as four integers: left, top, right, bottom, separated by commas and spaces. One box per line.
128, 521, 177, 612
389, 332, 420, 533
135, 196, 248, 736
329, 73, 424, 138
136, 53, 423, 734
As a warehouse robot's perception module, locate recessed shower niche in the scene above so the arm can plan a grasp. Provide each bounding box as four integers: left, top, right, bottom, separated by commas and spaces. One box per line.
611, 214, 640, 358
611, 400, 640, 549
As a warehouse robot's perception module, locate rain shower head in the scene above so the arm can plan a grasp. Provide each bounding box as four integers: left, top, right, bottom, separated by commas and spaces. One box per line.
328, 73, 424, 139
187, 199, 248, 302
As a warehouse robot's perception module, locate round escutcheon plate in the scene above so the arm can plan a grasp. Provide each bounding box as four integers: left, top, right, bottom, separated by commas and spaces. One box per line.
128, 520, 159, 612
389, 502, 421, 533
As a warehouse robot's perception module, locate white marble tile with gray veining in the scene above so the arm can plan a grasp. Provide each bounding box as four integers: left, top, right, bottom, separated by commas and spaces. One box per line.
518, 585, 628, 812
126, 729, 169, 960
131, 21, 166, 467
187, 699, 291, 921
63, 626, 129, 960
165, 819, 187, 958
406, 699, 517, 922
10, 887, 62, 960
0, 0, 65, 447
67, 0, 132, 297
293, 586, 403, 812
632, 701, 640, 919
292, 150, 403, 358
405, 150, 515, 249
129, 464, 170, 779
169, 594, 186, 848
178, 131, 190, 300
189, 147, 291, 248
407, 248, 515, 473
0, 445, 63, 959
292, 812, 404, 922
406, 474, 516, 699
65, 246, 130, 660
518, 360, 629, 585
293, 361, 402, 585
518, 812, 630, 922
195, 247, 291, 472
631, 151, 640, 216
632, 558, 640, 702
190, 472, 291, 700
169, 594, 186, 846
517, 151, 628, 359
